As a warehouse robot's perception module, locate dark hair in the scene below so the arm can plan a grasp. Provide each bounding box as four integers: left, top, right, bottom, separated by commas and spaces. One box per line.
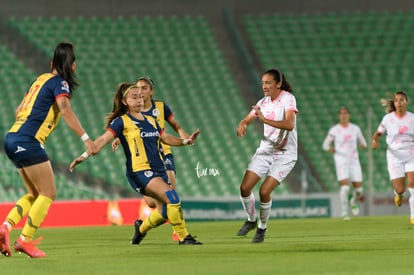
136, 76, 154, 89
338, 106, 350, 114
105, 82, 136, 128
52, 42, 78, 91
263, 68, 293, 92
381, 91, 409, 113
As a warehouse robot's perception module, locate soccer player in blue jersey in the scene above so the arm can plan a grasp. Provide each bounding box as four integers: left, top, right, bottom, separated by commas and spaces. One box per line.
113, 76, 191, 241
0, 42, 97, 258
69, 82, 202, 245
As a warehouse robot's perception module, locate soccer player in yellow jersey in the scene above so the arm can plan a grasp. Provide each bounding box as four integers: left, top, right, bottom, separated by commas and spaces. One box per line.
70, 82, 202, 245
0, 42, 97, 258
127, 76, 191, 241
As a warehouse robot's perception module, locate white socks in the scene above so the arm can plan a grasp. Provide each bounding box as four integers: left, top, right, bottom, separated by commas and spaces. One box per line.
394, 190, 403, 197
240, 194, 272, 229
409, 188, 414, 219
240, 193, 256, 222
340, 185, 350, 215
259, 201, 272, 229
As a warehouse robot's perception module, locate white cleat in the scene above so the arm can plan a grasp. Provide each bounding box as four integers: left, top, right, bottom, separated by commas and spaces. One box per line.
350, 199, 359, 216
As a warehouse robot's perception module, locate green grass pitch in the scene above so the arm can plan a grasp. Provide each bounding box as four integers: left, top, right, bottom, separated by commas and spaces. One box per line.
1, 216, 414, 274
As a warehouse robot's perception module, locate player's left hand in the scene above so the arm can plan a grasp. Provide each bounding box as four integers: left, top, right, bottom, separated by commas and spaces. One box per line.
187, 129, 200, 145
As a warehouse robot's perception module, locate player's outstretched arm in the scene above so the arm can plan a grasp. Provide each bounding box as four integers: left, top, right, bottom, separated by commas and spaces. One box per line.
168, 116, 190, 139
161, 129, 200, 146
57, 96, 98, 156
237, 113, 256, 137
69, 130, 115, 172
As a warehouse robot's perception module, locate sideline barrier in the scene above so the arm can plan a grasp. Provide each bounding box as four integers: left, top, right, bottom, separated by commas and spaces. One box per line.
182, 198, 331, 221
0, 196, 334, 227
4, 193, 406, 227
0, 199, 146, 228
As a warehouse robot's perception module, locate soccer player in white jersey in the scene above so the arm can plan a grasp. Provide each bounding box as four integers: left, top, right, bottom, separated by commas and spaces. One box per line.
236, 68, 298, 243
322, 107, 367, 220
372, 91, 414, 224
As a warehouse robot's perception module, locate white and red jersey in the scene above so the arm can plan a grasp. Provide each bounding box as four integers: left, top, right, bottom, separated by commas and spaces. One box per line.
377, 111, 414, 162
322, 123, 367, 164
250, 90, 298, 159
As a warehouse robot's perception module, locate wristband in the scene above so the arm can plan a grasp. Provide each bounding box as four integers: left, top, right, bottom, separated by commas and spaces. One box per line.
182, 139, 190, 145
80, 133, 90, 142
81, 152, 89, 159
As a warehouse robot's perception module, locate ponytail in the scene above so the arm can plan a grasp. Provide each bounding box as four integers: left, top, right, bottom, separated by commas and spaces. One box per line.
51, 42, 78, 92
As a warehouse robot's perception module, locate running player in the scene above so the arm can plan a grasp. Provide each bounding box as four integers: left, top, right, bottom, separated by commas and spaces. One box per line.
112, 76, 190, 241
236, 68, 298, 243
0, 42, 97, 258
322, 107, 367, 220
372, 91, 414, 224
70, 82, 202, 245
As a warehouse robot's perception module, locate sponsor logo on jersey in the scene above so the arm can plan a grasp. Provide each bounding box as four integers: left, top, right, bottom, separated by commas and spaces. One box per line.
141, 131, 160, 138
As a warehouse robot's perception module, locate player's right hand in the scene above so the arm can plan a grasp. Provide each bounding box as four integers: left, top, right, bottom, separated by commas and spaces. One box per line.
69, 156, 86, 172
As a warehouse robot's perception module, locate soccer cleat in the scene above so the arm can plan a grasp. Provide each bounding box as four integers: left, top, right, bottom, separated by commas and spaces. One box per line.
350, 199, 360, 216
410, 218, 414, 225
0, 225, 11, 257
236, 220, 257, 236
342, 214, 350, 221
131, 220, 146, 245
171, 231, 180, 242
394, 195, 403, 207
178, 234, 202, 245
14, 237, 45, 258
252, 228, 266, 243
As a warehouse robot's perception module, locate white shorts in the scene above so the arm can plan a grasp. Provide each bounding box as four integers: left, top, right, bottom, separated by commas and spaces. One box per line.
386, 151, 414, 180
335, 161, 363, 182
247, 149, 296, 182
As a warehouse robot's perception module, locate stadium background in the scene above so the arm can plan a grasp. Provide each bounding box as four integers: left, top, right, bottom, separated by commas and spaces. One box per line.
0, 0, 413, 224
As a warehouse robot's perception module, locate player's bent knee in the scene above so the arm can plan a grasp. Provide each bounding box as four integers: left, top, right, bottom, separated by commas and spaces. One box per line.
165, 189, 180, 204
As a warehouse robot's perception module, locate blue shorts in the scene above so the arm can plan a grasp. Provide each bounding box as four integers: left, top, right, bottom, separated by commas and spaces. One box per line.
4, 133, 49, 168
164, 153, 176, 172
127, 170, 170, 195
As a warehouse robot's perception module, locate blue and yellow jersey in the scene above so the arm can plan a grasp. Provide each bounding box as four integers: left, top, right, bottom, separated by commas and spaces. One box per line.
8, 73, 71, 144
108, 113, 166, 174
142, 100, 173, 155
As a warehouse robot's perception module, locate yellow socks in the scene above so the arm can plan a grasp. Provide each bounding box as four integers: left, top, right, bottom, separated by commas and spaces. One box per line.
21, 195, 53, 240
166, 203, 189, 241
5, 194, 36, 228
140, 209, 167, 234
